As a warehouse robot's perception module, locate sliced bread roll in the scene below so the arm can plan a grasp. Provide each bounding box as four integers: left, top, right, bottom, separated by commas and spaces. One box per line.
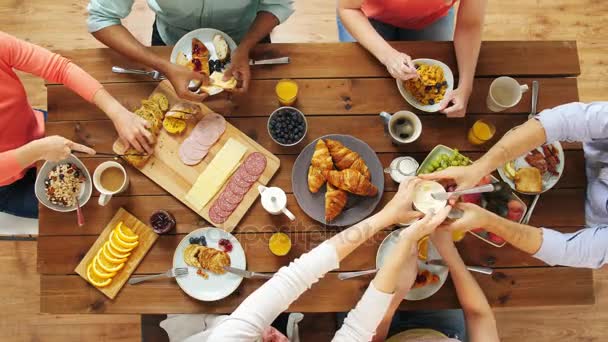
212, 34, 230, 62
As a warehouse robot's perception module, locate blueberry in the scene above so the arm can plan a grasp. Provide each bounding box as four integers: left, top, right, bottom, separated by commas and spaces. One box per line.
288, 124, 293, 130
429, 99, 435, 105
198, 236, 207, 246
435, 83, 442, 90
59, 174, 65, 180
189, 236, 199, 244
425, 85, 433, 91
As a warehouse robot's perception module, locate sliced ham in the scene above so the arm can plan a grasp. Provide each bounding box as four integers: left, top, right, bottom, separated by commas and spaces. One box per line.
179, 113, 226, 166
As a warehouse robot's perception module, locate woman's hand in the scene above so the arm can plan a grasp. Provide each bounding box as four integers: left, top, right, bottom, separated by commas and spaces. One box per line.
112, 109, 154, 154
381, 178, 425, 225
261, 326, 288, 342
224, 47, 251, 93
31, 136, 96, 162
420, 164, 486, 192
439, 87, 471, 118
380, 48, 418, 81
393, 239, 419, 298
440, 202, 496, 233
400, 205, 452, 243
164, 63, 209, 102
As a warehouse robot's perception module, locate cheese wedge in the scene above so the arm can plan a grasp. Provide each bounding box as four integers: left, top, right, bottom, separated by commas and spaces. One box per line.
185, 138, 248, 211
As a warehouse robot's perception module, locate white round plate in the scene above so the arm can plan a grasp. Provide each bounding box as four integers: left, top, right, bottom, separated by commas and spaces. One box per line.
376, 229, 448, 301
396, 58, 454, 113
35, 154, 92, 213
497, 140, 565, 195
173, 227, 246, 301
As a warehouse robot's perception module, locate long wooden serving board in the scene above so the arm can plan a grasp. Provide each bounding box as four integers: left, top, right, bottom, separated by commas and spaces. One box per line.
114, 81, 280, 231
74, 207, 158, 299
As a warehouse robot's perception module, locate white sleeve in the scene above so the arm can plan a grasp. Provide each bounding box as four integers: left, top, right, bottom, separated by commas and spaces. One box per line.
534, 226, 608, 268
537, 102, 608, 143
202, 242, 340, 341
332, 283, 393, 342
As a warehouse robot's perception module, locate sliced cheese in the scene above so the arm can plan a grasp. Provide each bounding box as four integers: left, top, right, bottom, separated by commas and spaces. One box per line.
209, 72, 237, 89
185, 138, 248, 211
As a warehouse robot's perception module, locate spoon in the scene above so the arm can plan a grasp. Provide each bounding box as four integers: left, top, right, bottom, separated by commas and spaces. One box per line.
75, 194, 84, 227
431, 183, 499, 201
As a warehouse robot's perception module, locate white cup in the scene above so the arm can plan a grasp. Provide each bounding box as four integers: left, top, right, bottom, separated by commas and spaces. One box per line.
93, 161, 129, 206
487, 77, 529, 112
258, 185, 295, 221
379, 110, 422, 145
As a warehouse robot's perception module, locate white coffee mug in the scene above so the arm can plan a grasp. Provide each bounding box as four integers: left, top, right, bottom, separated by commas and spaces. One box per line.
487, 77, 529, 112
93, 161, 129, 206
379, 110, 422, 145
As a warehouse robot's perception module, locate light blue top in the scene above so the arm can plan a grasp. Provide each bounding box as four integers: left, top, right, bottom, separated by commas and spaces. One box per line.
87, 0, 294, 45
532, 102, 608, 268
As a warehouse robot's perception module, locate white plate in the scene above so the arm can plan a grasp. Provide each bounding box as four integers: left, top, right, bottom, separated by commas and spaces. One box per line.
497, 140, 565, 195
35, 154, 92, 213
396, 58, 454, 113
376, 229, 448, 301
170, 28, 237, 96
173, 227, 246, 301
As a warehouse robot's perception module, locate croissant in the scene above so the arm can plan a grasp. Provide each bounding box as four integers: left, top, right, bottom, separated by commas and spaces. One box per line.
322, 169, 378, 197
311, 139, 334, 170
308, 166, 326, 193
325, 182, 348, 222
325, 139, 371, 180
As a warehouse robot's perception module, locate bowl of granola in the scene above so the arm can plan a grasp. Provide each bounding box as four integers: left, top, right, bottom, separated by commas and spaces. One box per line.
35, 154, 92, 212
397, 58, 454, 113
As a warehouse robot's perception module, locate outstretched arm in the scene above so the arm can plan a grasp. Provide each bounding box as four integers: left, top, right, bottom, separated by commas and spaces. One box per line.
431, 229, 499, 342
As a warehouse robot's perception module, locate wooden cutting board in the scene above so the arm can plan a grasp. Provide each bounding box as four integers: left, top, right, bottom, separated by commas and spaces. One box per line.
113, 81, 280, 231
74, 207, 158, 299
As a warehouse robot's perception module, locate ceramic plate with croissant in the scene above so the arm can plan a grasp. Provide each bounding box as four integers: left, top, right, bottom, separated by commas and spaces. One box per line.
292, 134, 384, 226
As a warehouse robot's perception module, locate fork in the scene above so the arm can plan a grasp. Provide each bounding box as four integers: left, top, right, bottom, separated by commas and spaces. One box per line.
337, 269, 378, 280
128, 267, 188, 285
112, 66, 165, 80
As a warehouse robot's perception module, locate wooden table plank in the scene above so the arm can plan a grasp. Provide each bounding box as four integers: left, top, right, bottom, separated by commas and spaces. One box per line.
49, 41, 579, 84
38, 225, 584, 275
45, 115, 583, 157
38, 188, 586, 236
40, 267, 593, 314
46, 77, 579, 121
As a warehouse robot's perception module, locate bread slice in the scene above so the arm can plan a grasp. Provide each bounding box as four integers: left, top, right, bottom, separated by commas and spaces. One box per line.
212, 34, 230, 62
515, 167, 542, 193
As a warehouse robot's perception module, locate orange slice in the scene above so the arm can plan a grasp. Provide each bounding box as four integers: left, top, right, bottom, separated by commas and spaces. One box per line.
115, 222, 138, 243
101, 243, 128, 264
86, 263, 112, 288
417, 236, 429, 261
110, 231, 139, 251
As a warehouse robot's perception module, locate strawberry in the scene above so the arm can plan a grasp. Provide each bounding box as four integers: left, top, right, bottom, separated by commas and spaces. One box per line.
487, 232, 506, 245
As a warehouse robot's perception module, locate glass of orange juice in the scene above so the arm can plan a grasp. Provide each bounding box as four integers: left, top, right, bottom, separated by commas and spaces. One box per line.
275, 79, 299, 106
467, 120, 496, 145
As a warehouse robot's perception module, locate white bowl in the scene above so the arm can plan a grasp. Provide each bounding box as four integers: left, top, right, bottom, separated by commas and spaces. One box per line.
267, 106, 308, 146
396, 58, 454, 113
35, 154, 92, 212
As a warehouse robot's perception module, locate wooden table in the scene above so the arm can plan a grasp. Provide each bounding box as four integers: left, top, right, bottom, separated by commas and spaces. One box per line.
38, 41, 594, 314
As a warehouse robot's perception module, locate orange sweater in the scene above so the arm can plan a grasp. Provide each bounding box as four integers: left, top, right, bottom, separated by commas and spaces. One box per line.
362, 0, 456, 30
0, 31, 102, 186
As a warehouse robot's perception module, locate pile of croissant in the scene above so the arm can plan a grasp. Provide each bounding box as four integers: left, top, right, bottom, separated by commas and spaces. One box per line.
308, 138, 378, 223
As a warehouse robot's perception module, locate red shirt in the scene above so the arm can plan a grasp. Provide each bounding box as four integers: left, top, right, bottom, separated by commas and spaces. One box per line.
0, 31, 102, 186
362, 0, 457, 30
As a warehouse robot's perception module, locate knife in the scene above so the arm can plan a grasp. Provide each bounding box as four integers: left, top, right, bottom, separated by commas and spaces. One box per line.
223, 266, 274, 279
426, 259, 493, 275
249, 57, 290, 65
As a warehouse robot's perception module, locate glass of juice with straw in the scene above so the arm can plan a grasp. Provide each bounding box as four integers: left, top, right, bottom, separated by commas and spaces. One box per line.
468, 120, 496, 145
276, 79, 299, 106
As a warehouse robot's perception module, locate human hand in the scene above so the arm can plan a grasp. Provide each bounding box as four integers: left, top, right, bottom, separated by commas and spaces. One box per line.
393, 240, 419, 298
164, 63, 209, 102
440, 202, 495, 233
224, 47, 251, 93
400, 205, 452, 243
439, 87, 470, 118
112, 109, 154, 154
419, 165, 486, 193
261, 326, 289, 342
32, 136, 96, 162
380, 48, 418, 81
381, 178, 425, 225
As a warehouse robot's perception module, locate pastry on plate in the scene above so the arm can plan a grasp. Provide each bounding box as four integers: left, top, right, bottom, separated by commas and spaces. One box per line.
325, 182, 348, 222
413, 270, 440, 289
322, 169, 378, 197
307, 166, 326, 193
514, 167, 542, 193
325, 139, 371, 180
311, 139, 334, 170
191, 38, 210, 75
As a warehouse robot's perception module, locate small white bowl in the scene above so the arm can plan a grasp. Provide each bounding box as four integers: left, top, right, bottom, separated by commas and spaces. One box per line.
413, 180, 448, 215
35, 154, 92, 213
267, 106, 308, 147
396, 58, 454, 113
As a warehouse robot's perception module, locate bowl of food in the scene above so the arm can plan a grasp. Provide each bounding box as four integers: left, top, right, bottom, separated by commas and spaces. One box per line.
35, 154, 92, 212
267, 106, 308, 146
397, 58, 454, 112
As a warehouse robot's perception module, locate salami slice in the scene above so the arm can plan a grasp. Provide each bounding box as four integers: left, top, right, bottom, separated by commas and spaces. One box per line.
244, 152, 267, 176
228, 178, 251, 195
209, 208, 227, 224
236, 167, 259, 183
209, 203, 231, 224
218, 195, 240, 211
221, 188, 244, 205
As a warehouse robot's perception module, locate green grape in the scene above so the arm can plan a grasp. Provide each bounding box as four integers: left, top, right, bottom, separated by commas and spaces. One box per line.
431, 160, 440, 169
440, 154, 449, 161
459, 160, 469, 166
450, 160, 459, 166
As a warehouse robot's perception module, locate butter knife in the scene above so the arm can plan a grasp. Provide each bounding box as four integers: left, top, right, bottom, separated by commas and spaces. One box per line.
426, 259, 493, 275
249, 57, 290, 65
111, 66, 165, 80
223, 266, 273, 279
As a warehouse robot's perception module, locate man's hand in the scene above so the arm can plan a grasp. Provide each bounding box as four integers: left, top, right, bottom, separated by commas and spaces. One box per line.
380, 48, 418, 81
381, 178, 424, 225
164, 63, 209, 102
420, 164, 486, 192
224, 48, 251, 93
113, 109, 154, 154
440, 202, 495, 233
439, 87, 470, 118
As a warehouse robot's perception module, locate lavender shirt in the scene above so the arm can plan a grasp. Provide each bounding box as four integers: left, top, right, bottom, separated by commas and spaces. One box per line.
533, 102, 608, 268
